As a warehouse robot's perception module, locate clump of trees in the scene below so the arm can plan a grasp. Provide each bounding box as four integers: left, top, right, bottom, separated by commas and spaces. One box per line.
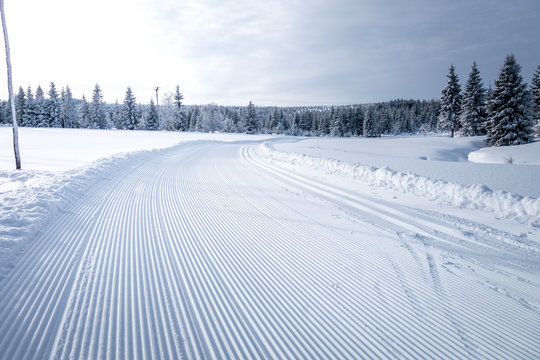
440, 54, 537, 146
1, 54, 538, 147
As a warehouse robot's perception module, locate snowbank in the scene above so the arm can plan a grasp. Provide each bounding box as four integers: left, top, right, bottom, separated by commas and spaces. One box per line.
468, 140, 540, 165
258, 143, 540, 226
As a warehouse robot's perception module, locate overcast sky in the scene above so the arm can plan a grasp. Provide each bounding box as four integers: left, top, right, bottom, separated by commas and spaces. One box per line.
1, 0, 538, 106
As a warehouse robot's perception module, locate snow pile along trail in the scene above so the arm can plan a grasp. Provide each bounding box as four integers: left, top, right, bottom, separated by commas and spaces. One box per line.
258, 142, 540, 226
0, 139, 539, 359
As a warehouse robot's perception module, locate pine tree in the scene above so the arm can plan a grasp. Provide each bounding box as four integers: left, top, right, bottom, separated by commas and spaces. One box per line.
363, 107, 379, 137
14, 86, 25, 126
330, 109, 344, 136
145, 98, 159, 130
22, 87, 35, 126
47, 82, 61, 127
243, 101, 257, 133
78, 95, 90, 128
34, 85, 49, 127
531, 65, 540, 136
111, 100, 122, 129
121, 87, 138, 130
89, 84, 107, 129
460, 62, 487, 136
61, 86, 78, 128
485, 54, 534, 146
349, 106, 363, 136
439, 65, 462, 137
173, 84, 186, 130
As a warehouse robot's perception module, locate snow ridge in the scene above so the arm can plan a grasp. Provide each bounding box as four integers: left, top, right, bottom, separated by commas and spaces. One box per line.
258, 143, 540, 226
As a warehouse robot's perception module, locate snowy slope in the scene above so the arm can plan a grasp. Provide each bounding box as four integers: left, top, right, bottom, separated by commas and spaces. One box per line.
0, 129, 539, 359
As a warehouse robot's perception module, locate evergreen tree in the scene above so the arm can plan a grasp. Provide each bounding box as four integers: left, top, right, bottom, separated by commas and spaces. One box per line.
531, 65, 540, 136
34, 86, 49, 127
78, 95, 90, 128
61, 86, 78, 128
439, 65, 462, 137
460, 62, 487, 136
330, 109, 344, 136
14, 86, 25, 127
173, 84, 186, 130
363, 107, 379, 137
485, 54, 534, 146
121, 87, 138, 130
47, 82, 61, 127
22, 87, 36, 127
348, 106, 363, 136
111, 100, 122, 129
145, 98, 159, 130
242, 101, 257, 133
89, 84, 107, 129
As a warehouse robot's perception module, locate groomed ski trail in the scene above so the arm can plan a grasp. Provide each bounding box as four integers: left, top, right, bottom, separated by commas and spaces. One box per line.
0, 140, 539, 359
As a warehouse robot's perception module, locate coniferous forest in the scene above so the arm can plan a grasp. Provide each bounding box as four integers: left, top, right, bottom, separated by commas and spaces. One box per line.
2, 55, 538, 146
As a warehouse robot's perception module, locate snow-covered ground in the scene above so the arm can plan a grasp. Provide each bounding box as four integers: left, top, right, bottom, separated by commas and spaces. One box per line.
0, 128, 539, 358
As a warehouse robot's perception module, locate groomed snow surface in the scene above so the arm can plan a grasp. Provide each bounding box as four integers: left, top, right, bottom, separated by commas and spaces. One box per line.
0, 127, 539, 359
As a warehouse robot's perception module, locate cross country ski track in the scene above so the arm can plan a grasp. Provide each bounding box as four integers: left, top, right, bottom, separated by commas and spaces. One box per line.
0, 140, 539, 359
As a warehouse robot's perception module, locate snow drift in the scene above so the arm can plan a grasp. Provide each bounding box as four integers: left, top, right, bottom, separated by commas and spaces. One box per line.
258, 142, 540, 226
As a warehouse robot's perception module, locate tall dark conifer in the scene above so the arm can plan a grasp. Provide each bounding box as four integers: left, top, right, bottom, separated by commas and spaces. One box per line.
121, 87, 138, 130
145, 98, 159, 130
439, 65, 462, 137
460, 62, 487, 136
485, 54, 534, 146
89, 84, 107, 129
47, 82, 61, 127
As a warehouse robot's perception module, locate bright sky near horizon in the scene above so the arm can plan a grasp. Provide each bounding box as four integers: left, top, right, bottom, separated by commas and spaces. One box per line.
1, 0, 538, 106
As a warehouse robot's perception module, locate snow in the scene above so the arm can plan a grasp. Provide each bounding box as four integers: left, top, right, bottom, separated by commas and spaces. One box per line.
0, 128, 539, 358
469, 140, 540, 164
272, 135, 540, 197
0, 126, 275, 171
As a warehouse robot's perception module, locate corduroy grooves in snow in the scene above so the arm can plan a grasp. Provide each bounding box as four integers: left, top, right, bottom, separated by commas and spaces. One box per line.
257, 142, 540, 226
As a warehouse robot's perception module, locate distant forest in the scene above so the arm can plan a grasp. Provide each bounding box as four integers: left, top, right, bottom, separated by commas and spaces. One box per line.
1, 55, 539, 144
0, 82, 440, 137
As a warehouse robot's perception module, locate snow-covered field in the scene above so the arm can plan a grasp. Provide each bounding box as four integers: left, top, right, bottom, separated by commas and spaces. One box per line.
0, 127, 539, 358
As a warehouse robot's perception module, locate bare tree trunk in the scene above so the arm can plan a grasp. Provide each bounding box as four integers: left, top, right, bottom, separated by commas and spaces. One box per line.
1, 0, 21, 169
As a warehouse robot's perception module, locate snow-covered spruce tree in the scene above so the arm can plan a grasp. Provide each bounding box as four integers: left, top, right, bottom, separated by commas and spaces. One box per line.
243, 101, 257, 134
78, 95, 90, 128
14, 86, 25, 126
532, 65, 540, 136
111, 100, 122, 129
145, 98, 159, 130
89, 84, 107, 129
173, 84, 186, 131
460, 62, 487, 136
22, 86, 35, 126
34, 85, 49, 127
363, 106, 379, 137
47, 82, 61, 127
439, 65, 462, 137
330, 110, 344, 136
485, 54, 534, 147
121, 87, 138, 130
61, 86, 78, 128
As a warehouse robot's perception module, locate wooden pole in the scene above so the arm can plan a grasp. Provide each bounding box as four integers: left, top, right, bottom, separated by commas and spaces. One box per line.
1, 0, 21, 169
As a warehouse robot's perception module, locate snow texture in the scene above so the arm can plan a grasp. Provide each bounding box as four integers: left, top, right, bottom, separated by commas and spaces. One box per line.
0, 128, 539, 359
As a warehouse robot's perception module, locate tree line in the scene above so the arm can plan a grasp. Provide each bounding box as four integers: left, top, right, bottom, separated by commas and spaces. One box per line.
439, 54, 539, 146
1, 55, 539, 146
